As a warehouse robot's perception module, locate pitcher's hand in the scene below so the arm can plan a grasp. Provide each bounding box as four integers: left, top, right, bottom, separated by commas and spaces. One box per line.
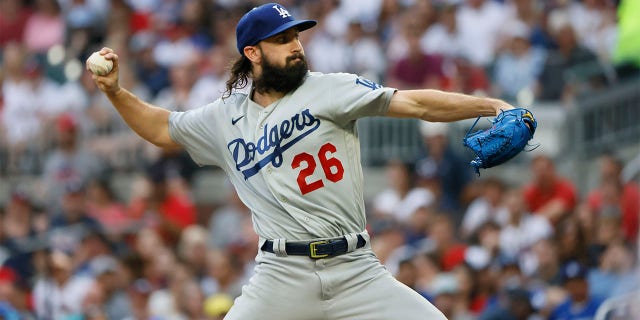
87, 47, 120, 95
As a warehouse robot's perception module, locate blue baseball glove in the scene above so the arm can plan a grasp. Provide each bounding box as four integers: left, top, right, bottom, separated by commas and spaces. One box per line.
462, 108, 537, 174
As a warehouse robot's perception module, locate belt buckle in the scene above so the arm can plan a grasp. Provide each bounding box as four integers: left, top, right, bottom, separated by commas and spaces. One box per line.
309, 240, 329, 259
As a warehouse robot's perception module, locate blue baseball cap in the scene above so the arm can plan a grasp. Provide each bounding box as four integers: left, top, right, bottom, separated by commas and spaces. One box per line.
236, 3, 316, 55
560, 261, 588, 282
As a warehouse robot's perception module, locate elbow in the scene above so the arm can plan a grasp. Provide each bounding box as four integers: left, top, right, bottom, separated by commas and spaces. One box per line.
148, 132, 180, 150
153, 139, 180, 151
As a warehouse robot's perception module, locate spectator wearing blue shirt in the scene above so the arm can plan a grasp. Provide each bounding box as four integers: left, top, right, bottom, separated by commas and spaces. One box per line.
549, 261, 603, 320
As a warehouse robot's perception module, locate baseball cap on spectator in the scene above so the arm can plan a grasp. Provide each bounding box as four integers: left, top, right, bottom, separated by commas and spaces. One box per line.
57, 113, 78, 132
560, 261, 588, 283
236, 3, 316, 55
0, 267, 17, 284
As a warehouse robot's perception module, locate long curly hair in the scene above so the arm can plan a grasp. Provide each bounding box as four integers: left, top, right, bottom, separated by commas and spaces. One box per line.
224, 55, 252, 99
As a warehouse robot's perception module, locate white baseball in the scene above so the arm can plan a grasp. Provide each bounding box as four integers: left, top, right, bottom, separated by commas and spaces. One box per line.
86, 51, 113, 76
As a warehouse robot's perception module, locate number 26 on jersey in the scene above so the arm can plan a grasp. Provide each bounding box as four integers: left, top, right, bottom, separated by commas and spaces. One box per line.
291, 143, 344, 195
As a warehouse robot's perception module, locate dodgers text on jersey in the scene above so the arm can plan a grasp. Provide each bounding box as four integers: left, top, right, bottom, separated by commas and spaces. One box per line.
227, 108, 321, 180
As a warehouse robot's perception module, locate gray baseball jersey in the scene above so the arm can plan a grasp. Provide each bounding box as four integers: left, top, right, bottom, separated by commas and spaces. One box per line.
168, 72, 394, 241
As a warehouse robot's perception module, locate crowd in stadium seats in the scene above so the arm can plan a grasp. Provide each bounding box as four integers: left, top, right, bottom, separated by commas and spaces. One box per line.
0, 0, 638, 319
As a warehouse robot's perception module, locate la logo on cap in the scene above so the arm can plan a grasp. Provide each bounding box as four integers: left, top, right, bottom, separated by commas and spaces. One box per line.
273, 4, 291, 18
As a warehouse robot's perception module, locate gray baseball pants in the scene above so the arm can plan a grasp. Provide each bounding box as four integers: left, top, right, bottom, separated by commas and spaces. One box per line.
224, 235, 447, 320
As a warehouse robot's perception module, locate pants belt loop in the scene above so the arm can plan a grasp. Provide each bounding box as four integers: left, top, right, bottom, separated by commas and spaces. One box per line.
344, 233, 359, 252
273, 239, 287, 257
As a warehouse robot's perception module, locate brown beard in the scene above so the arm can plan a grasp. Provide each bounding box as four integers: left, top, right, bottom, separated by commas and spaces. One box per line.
253, 52, 308, 94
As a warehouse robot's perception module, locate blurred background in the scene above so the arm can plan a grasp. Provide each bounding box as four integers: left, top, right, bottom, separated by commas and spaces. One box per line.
0, 0, 639, 319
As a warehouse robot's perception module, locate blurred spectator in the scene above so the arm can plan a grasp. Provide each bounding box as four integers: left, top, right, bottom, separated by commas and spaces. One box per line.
492, 20, 546, 103
0, 0, 31, 48
0, 190, 45, 282
588, 242, 637, 300
461, 177, 508, 239
465, 222, 502, 271
49, 180, 102, 229
395, 258, 430, 299
201, 250, 244, 299
411, 252, 442, 295
405, 205, 437, 246
189, 46, 232, 108
2, 44, 62, 174
85, 177, 131, 235
208, 184, 251, 250
145, 154, 198, 243
593, 207, 625, 250
342, 20, 387, 82
526, 239, 563, 286
23, 0, 65, 53
87, 255, 132, 319
153, 57, 200, 111
439, 55, 491, 95
504, 0, 550, 49
123, 278, 154, 320
131, 31, 171, 96
456, 0, 508, 67
550, 0, 617, 64
536, 18, 603, 103
42, 113, 105, 210
371, 160, 434, 223
428, 215, 467, 272
384, 5, 434, 68
479, 287, 538, 320
178, 225, 209, 280
386, 20, 443, 89
586, 154, 639, 242
430, 272, 474, 320
152, 24, 200, 68
549, 261, 603, 320
176, 280, 206, 320
499, 189, 553, 260
0, 266, 26, 319
415, 122, 470, 217
522, 155, 577, 224
148, 262, 192, 319
33, 250, 96, 319
555, 218, 589, 266
178, 0, 214, 50
421, 3, 462, 59
59, 0, 109, 31
370, 219, 411, 274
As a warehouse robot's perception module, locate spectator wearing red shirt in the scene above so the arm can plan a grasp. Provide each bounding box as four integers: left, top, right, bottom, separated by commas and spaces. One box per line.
523, 155, 578, 224
387, 24, 444, 90
428, 215, 467, 271
0, 0, 31, 48
586, 154, 639, 242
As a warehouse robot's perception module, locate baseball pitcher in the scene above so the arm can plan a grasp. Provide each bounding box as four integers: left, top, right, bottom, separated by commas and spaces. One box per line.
89, 2, 532, 319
